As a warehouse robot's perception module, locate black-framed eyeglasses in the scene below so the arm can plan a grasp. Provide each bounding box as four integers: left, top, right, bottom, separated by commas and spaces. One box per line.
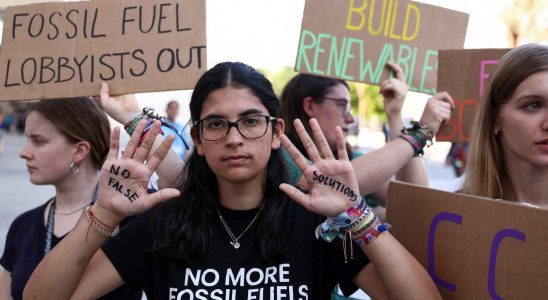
194, 115, 277, 141
322, 97, 352, 118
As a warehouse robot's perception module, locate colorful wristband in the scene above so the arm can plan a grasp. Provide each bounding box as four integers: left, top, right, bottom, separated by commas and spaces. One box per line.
399, 120, 434, 157
354, 222, 392, 247
315, 196, 371, 242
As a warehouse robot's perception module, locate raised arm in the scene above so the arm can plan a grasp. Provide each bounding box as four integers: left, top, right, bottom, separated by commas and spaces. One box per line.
97, 82, 184, 188
353, 91, 454, 196
380, 61, 428, 187
24, 122, 180, 300
280, 118, 441, 300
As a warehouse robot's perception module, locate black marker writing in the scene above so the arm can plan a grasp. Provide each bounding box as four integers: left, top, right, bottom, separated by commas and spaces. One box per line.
312, 170, 359, 201
3, 49, 148, 87
11, 9, 106, 40
108, 177, 139, 202
110, 164, 130, 178
121, 3, 192, 35
108, 164, 139, 202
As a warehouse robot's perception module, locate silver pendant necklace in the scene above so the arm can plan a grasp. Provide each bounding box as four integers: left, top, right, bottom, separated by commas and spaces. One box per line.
217, 203, 264, 249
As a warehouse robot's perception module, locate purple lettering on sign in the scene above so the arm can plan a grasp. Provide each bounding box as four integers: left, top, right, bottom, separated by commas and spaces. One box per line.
428, 211, 462, 292
488, 228, 526, 300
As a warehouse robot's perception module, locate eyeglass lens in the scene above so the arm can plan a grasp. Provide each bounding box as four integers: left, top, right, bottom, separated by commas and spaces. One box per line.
200, 116, 271, 140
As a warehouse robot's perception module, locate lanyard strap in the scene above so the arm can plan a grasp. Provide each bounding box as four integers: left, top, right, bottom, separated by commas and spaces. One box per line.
44, 187, 99, 256
44, 197, 55, 256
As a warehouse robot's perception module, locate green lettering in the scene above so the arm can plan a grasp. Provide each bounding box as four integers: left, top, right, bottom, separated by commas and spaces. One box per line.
395, 44, 418, 92
360, 42, 394, 83
419, 49, 438, 94
327, 35, 347, 77
407, 46, 419, 92
396, 44, 413, 79
342, 38, 363, 80
313, 33, 331, 75
296, 30, 316, 72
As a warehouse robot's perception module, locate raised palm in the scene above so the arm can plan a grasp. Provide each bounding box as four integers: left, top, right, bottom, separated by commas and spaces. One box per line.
280, 119, 360, 217
96, 120, 180, 218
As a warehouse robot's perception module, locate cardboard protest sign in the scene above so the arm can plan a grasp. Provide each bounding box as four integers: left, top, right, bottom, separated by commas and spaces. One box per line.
386, 181, 548, 299
0, 0, 206, 102
436, 49, 510, 142
295, 0, 468, 94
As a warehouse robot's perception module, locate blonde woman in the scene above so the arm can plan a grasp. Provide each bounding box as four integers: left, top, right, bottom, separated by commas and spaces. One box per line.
463, 43, 548, 207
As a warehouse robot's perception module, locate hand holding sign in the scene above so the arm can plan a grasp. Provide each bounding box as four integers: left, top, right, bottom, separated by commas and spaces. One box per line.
419, 91, 455, 135
380, 61, 408, 118
0, 0, 206, 102
296, 0, 468, 94
95, 121, 180, 223
279, 118, 359, 218
97, 82, 141, 125
436, 49, 510, 142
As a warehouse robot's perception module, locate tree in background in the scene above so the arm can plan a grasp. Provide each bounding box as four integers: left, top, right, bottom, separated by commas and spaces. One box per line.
351, 83, 385, 130
260, 66, 297, 97
262, 68, 386, 134
502, 0, 548, 46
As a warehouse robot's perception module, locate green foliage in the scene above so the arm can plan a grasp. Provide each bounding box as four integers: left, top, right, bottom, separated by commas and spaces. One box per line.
350, 82, 386, 125
261, 67, 387, 126
259, 66, 297, 97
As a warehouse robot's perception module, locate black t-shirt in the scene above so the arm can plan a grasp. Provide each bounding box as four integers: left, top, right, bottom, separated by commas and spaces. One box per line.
0, 202, 142, 300
103, 200, 370, 299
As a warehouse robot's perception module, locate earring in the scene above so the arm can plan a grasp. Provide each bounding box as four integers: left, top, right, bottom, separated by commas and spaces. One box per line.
70, 161, 80, 175
493, 129, 500, 136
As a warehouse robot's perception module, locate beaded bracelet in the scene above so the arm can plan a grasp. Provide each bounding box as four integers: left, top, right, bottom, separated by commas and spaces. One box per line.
399, 120, 434, 157
353, 222, 392, 247
80, 205, 120, 241
350, 213, 377, 236
316, 196, 371, 242
315, 195, 392, 262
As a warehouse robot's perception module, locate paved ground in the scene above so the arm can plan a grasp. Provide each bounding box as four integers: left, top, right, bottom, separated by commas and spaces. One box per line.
0, 133, 457, 255
0, 134, 54, 255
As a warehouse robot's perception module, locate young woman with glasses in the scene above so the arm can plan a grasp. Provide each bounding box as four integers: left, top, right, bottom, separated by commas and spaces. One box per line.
281, 62, 455, 215
25, 62, 441, 300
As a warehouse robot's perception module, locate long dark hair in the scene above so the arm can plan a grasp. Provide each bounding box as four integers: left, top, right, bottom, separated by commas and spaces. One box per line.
280, 73, 352, 158
154, 62, 291, 264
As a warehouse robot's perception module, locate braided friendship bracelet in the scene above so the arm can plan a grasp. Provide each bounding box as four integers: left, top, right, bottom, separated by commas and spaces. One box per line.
79, 205, 120, 241
399, 120, 434, 157
411, 121, 434, 141
315, 196, 391, 262
316, 196, 370, 242
123, 107, 164, 143
342, 215, 391, 262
